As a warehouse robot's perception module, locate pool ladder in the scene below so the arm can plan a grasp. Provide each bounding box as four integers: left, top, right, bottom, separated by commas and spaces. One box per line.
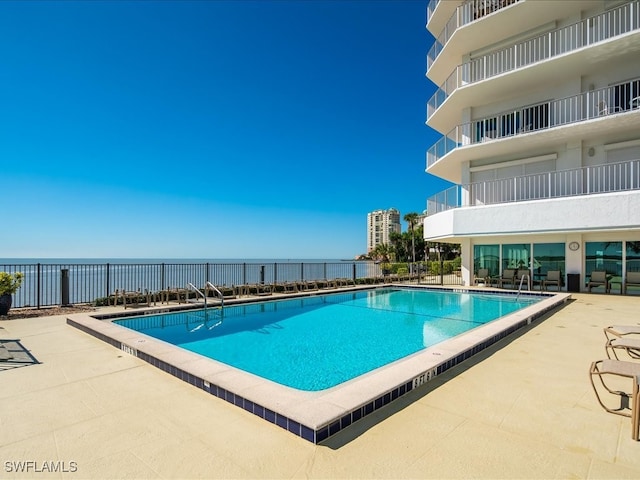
186, 282, 225, 313
186, 282, 225, 332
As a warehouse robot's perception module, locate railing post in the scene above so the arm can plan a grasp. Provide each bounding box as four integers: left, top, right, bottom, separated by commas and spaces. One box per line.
36, 263, 41, 310
352, 263, 357, 283
61, 269, 70, 306
105, 263, 110, 299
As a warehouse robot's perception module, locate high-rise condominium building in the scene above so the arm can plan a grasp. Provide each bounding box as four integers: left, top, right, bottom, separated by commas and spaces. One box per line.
367, 208, 401, 252
423, 0, 640, 292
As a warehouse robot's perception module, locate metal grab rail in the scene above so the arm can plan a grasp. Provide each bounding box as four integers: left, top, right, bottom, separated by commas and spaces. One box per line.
205, 281, 224, 311
516, 274, 530, 300
186, 282, 207, 310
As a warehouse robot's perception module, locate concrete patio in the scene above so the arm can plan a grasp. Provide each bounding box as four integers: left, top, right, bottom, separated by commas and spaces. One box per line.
1, 293, 639, 479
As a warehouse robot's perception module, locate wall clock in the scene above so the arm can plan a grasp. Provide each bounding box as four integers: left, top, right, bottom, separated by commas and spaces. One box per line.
568, 241, 580, 251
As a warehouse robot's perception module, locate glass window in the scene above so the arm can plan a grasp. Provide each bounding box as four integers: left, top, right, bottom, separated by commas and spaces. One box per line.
626, 241, 640, 273
533, 243, 565, 285
585, 242, 622, 280
532, 243, 565, 275
473, 244, 499, 278
502, 243, 531, 271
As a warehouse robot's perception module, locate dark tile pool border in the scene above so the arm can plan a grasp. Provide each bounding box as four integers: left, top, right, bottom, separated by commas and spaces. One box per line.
67, 286, 570, 444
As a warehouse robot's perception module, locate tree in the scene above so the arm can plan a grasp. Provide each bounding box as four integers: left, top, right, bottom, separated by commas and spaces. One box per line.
389, 232, 406, 262
403, 212, 420, 265
369, 243, 394, 263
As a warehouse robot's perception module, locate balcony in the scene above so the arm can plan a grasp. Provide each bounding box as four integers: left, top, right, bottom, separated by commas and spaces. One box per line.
426, 77, 640, 181
426, 158, 640, 214
424, 159, 640, 241
426, 0, 640, 132
426, 1, 599, 87
427, 0, 522, 74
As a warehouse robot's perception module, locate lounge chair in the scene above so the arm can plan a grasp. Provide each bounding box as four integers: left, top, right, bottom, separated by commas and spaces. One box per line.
474, 268, 489, 285
281, 281, 299, 294
587, 271, 610, 293
624, 271, 640, 294
604, 325, 640, 341
497, 269, 517, 288
589, 359, 640, 440
542, 270, 562, 291
606, 337, 640, 360
117, 288, 152, 308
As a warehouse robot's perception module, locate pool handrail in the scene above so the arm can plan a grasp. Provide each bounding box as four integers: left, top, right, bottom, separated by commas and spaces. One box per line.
205, 281, 225, 310
186, 282, 208, 311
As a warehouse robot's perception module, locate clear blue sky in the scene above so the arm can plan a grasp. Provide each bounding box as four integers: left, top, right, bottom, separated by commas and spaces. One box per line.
1, 0, 448, 259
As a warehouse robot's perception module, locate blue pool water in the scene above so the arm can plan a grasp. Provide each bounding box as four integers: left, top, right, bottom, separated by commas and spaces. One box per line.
115, 288, 540, 391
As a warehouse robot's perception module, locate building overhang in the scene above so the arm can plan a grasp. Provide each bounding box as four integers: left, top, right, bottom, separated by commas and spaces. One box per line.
423, 190, 640, 242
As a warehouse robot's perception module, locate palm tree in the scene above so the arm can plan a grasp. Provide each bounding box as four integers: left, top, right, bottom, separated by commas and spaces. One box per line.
404, 212, 420, 267
371, 243, 393, 263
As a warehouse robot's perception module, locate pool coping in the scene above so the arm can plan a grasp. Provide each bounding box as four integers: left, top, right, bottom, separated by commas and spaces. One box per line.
66, 285, 571, 444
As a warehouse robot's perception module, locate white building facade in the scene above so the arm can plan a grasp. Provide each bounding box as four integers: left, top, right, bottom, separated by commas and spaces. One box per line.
424, 0, 640, 292
367, 208, 402, 253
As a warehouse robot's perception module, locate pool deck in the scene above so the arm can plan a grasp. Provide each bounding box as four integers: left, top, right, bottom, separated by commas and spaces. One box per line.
1, 292, 639, 479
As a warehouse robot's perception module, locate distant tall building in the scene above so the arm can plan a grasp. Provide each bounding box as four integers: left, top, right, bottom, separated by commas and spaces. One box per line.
367, 208, 401, 253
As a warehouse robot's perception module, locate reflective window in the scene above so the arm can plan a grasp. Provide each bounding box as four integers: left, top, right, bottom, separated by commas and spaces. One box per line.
473, 244, 499, 278
532, 243, 565, 280
585, 242, 622, 279
502, 243, 531, 271
626, 241, 640, 273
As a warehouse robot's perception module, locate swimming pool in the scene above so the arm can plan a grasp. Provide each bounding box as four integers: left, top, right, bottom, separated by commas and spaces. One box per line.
68, 285, 570, 444
113, 288, 540, 391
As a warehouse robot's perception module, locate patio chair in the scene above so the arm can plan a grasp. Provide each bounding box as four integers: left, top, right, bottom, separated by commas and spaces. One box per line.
474, 268, 489, 285
624, 271, 640, 294
606, 337, 640, 361
497, 269, 517, 288
587, 271, 610, 293
514, 269, 531, 290
597, 100, 621, 116
604, 324, 640, 341
589, 359, 640, 440
542, 270, 562, 291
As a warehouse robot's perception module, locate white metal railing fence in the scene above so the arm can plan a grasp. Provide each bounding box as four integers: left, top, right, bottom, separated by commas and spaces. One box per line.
427, 0, 640, 120
427, 0, 521, 70
426, 158, 640, 214
426, 76, 640, 169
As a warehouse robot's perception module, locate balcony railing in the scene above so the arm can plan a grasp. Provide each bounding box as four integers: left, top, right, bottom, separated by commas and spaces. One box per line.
426, 0, 440, 25
427, 0, 521, 70
427, 0, 640, 121
426, 158, 640, 214
426, 77, 640, 169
